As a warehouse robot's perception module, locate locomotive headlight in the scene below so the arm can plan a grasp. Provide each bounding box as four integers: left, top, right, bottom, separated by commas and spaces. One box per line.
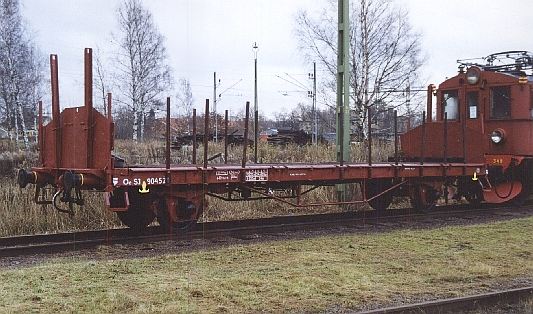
466, 67, 481, 85
490, 129, 505, 144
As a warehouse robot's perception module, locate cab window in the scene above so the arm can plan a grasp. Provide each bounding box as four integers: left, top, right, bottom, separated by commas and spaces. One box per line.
442, 90, 459, 120
467, 92, 478, 119
490, 86, 510, 119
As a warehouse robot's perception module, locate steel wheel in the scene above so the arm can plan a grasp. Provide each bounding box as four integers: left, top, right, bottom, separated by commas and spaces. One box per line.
459, 178, 483, 207
410, 184, 438, 212
113, 189, 155, 231
117, 208, 155, 231
157, 198, 202, 232
365, 179, 393, 213
464, 184, 483, 207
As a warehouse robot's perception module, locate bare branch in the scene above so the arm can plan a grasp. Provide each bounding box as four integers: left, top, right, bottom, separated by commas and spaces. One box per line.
294, 0, 424, 139
113, 0, 173, 141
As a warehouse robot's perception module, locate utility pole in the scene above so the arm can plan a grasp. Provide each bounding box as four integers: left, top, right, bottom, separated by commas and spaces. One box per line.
336, 0, 350, 201
312, 62, 317, 145
253, 42, 259, 163
213, 71, 217, 142
405, 80, 411, 130
308, 62, 318, 145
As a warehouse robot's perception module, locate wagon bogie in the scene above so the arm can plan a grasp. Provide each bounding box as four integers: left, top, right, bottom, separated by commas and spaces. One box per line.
364, 178, 395, 212
109, 189, 156, 230
156, 198, 200, 231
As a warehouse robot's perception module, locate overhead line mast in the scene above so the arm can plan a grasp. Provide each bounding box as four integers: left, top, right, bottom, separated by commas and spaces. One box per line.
336, 0, 350, 201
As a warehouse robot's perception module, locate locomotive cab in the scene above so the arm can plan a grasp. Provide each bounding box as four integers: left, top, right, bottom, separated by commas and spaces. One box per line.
401, 51, 533, 204
439, 66, 533, 158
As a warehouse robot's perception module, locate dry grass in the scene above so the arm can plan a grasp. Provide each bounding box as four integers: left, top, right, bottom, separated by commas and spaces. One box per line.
0, 216, 531, 312
204, 185, 350, 222
113, 139, 394, 165
0, 179, 120, 237
1, 139, 394, 236
0, 151, 37, 177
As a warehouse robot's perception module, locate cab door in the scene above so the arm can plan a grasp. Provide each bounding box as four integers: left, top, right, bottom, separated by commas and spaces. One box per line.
464, 90, 483, 133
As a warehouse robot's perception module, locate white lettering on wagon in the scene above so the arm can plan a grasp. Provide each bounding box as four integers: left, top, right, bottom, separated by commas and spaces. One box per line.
112, 178, 118, 186
216, 170, 240, 181
289, 172, 307, 177
146, 177, 166, 185
120, 177, 166, 186
245, 169, 268, 182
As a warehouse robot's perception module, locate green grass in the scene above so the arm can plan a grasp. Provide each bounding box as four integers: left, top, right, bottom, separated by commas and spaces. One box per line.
1, 216, 531, 312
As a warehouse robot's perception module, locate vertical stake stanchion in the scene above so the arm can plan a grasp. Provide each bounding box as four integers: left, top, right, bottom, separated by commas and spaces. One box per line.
38, 101, 43, 166
107, 93, 113, 173
165, 97, 171, 174
427, 85, 433, 123
462, 105, 467, 174
444, 112, 448, 203
253, 42, 259, 164
202, 100, 210, 220
254, 108, 259, 164
84, 48, 94, 169
50, 54, 61, 170
367, 106, 372, 180
224, 110, 229, 164
242, 102, 250, 169
444, 112, 448, 163
368, 107, 372, 166
214, 72, 217, 142
394, 110, 398, 165
200, 100, 210, 236
192, 109, 197, 165
420, 111, 426, 178
203, 100, 209, 169
107, 93, 112, 120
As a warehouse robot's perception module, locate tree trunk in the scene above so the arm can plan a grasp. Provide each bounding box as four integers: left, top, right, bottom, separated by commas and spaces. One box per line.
132, 107, 138, 141
14, 99, 19, 144
34, 114, 38, 144
17, 101, 29, 149
139, 109, 145, 141
4, 95, 13, 142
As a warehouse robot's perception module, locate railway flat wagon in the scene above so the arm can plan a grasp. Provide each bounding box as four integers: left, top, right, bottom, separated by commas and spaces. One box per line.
20, 49, 533, 231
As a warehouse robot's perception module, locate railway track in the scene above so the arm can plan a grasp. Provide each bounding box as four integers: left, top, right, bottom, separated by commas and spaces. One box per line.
360, 286, 533, 314
1, 203, 532, 258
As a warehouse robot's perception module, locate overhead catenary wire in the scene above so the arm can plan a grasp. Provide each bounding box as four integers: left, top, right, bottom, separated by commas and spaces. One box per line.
275, 74, 309, 92
284, 72, 309, 90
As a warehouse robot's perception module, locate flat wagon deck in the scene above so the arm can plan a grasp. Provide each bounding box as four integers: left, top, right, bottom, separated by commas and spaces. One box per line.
107, 162, 482, 187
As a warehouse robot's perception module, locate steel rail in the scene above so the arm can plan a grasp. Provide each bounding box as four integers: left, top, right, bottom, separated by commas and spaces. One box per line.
0, 204, 531, 258
359, 286, 533, 314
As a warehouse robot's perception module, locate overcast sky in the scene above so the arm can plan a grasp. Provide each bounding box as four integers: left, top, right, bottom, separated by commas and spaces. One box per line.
21, 0, 533, 118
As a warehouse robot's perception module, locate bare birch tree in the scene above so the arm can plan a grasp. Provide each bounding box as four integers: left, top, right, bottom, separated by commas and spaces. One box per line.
176, 78, 194, 133
114, 0, 172, 141
0, 0, 43, 149
94, 47, 110, 116
295, 0, 423, 138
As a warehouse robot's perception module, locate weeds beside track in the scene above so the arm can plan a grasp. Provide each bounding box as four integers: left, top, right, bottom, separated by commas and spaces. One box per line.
0, 140, 394, 237
1, 203, 531, 259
